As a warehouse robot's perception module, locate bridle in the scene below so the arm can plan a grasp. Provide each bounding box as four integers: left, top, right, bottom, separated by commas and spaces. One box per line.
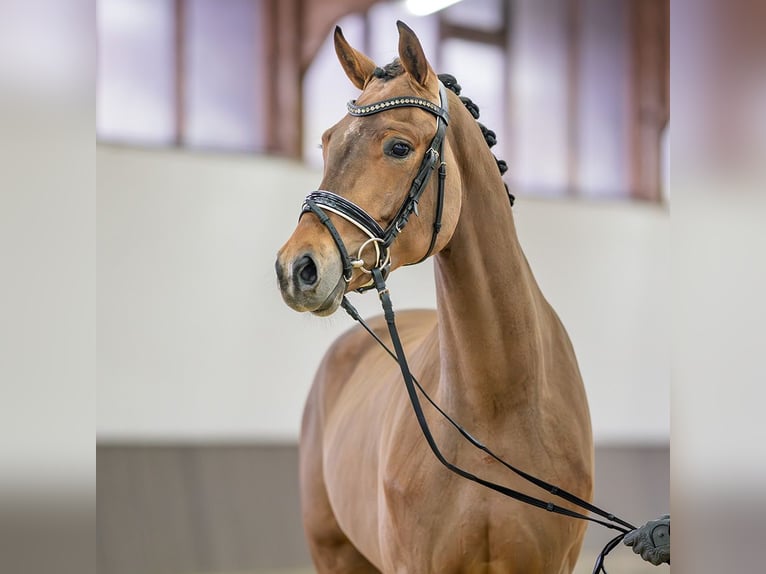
297, 79, 636, 574
300, 82, 450, 291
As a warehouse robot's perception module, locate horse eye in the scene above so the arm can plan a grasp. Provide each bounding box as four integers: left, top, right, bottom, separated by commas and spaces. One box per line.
389, 142, 411, 158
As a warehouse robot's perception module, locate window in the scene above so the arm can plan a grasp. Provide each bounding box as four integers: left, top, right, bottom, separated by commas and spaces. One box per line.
98, 0, 176, 145
98, 0, 668, 200
184, 0, 265, 151
98, 0, 268, 153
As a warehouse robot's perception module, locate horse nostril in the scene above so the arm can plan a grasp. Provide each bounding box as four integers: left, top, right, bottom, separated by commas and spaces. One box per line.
294, 255, 318, 288
275, 258, 285, 284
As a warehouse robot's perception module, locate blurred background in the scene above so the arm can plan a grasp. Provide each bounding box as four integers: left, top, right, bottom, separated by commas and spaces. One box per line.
97, 0, 669, 572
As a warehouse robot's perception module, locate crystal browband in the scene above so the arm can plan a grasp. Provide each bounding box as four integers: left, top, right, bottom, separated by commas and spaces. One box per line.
347, 95, 450, 123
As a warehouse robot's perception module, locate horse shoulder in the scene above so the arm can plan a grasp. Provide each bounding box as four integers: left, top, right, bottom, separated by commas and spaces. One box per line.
301, 308, 439, 563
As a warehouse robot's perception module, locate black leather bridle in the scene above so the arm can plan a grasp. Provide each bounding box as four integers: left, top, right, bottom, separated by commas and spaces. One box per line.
300, 82, 450, 291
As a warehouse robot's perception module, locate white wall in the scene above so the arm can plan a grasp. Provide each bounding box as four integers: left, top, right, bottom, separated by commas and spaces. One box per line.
98, 145, 669, 444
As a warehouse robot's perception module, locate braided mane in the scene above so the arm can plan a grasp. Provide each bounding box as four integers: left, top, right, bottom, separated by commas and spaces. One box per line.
437, 73, 515, 206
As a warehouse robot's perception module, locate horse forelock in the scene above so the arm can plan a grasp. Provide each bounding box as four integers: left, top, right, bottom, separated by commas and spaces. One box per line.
372, 59, 405, 81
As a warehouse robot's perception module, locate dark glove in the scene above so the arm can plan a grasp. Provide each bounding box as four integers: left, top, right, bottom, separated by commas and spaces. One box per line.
623, 514, 670, 565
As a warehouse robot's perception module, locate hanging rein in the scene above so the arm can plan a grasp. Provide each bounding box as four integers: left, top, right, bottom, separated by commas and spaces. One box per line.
299, 75, 635, 574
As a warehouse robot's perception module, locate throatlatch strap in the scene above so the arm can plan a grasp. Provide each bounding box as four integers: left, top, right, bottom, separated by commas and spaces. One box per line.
413, 160, 447, 265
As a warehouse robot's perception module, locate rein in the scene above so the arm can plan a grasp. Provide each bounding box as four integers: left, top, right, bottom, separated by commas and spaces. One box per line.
301, 81, 635, 574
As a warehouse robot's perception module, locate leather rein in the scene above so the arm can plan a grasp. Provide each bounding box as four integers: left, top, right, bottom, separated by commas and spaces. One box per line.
299, 81, 635, 574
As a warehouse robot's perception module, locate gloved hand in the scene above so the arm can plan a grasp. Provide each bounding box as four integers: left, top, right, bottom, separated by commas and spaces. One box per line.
623, 514, 670, 565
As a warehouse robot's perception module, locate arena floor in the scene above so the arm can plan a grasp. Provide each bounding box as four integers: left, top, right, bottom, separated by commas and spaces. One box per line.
217, 547, 666, 574
98, 444, 669, 574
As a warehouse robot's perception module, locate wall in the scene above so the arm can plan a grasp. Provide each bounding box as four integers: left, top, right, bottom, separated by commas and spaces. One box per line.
97, 145, 669, 444
97, 443, 668, 573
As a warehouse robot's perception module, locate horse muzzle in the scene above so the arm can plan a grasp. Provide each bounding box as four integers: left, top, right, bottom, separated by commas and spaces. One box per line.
275, 248, 345, 316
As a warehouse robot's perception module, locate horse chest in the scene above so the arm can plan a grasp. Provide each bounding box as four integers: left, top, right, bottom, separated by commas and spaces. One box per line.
315, 317, 583, 572
377, 456, 557, 573
374, 424, 548, 569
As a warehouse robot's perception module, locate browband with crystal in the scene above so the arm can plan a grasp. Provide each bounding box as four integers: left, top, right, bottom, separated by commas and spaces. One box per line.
347, 96, 450, 124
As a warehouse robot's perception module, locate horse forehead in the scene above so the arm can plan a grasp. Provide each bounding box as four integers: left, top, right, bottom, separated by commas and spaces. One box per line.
340, 117, 365, 143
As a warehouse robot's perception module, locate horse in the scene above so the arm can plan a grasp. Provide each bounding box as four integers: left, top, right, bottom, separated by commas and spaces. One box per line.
275, 21, 594, 573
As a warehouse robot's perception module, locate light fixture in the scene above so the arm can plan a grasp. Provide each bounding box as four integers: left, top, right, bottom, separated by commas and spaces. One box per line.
405, 0, 464, 17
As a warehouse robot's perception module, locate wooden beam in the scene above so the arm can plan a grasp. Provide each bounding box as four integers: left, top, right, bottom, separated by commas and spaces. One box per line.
263, 0, 279, 154
284, 0, 303, 158
440, 22, 506, 48
629, 0, 669, 201
173, 0, 186, 147
300, 0, 381, 73
262, 0, 304, 158
566, 0, 580, 196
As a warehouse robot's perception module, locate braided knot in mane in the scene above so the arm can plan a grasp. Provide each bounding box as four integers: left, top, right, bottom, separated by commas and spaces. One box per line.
437, 73, 515, 206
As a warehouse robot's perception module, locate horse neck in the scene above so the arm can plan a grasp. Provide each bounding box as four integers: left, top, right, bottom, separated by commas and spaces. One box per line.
434, 111, 550, 420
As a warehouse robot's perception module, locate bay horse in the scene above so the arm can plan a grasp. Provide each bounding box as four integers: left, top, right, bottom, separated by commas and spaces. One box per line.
276, 21, 594, 573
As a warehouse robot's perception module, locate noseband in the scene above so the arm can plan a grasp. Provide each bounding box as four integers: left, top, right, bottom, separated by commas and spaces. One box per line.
300, 82, 450, 291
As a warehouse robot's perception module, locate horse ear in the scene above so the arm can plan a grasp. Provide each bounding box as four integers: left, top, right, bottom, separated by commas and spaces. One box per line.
396, 20, 432, 87
334, 26, 376, 90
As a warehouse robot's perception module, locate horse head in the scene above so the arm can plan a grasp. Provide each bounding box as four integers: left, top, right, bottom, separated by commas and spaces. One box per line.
276, 21, 462, 316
